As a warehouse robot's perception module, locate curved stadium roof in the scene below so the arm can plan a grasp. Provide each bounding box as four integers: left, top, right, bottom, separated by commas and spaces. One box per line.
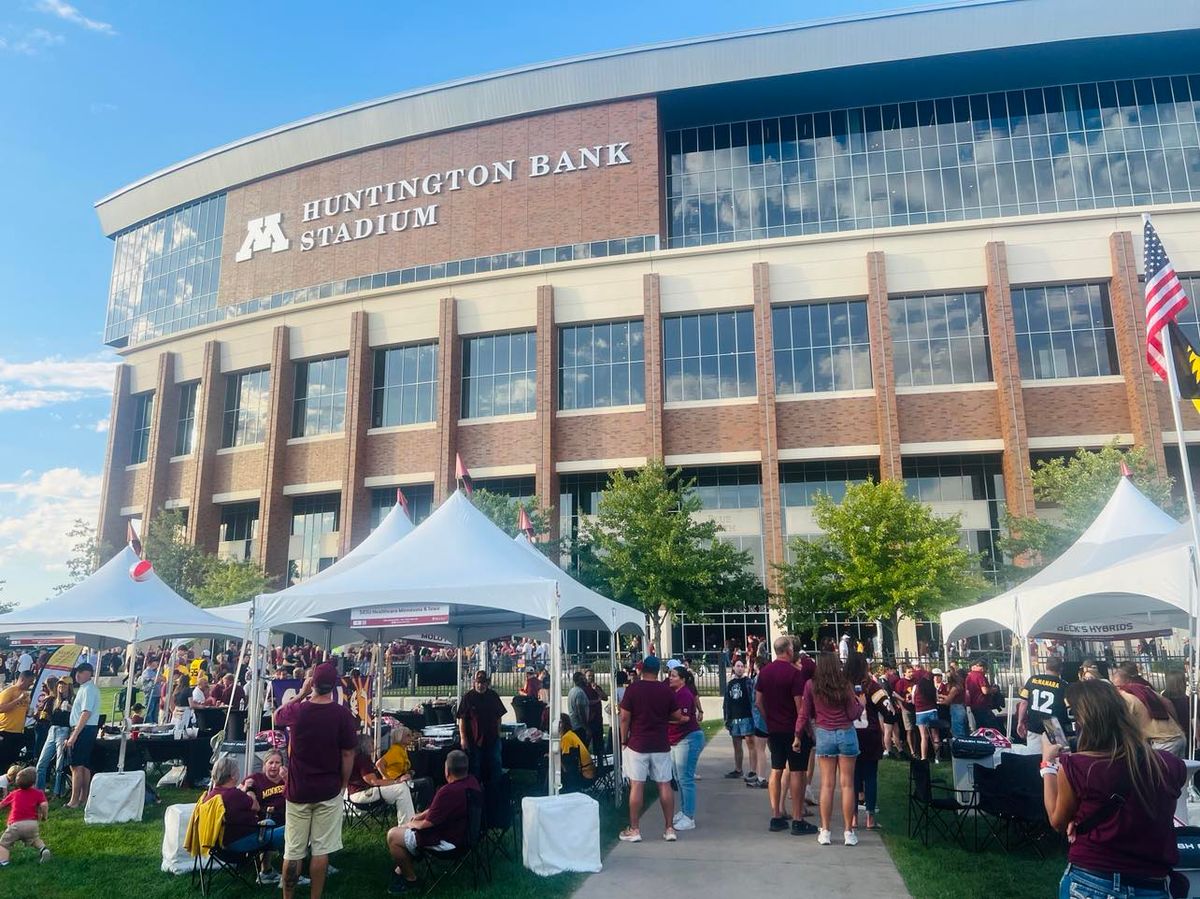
94, 0, 1200, 235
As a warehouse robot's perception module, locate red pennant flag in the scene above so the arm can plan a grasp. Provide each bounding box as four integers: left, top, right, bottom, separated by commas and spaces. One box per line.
518, 505, 534, 537
455, 452, 473, 496
395, 488, 410, 518
1120, 460, 1133, 478
127, 520, 143, 556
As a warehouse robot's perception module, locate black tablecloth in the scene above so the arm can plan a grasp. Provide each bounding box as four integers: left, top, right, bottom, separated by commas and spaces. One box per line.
501, 738, 547, 772
94, 736, 210, 787
409, 745, 454, 786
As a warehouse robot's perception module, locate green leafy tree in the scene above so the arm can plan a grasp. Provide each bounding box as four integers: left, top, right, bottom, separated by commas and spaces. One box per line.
574, 460, 765, 649
470, 489, 557, 556
54, 519, 107, 594
1001, 443, 1177, 574
143, 509, 211, 601
775, 479, 987, 645
193, 558, 272, 608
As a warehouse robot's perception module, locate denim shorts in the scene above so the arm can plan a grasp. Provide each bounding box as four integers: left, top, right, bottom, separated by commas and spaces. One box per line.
915, 709, 939, 727
727, 717, 754, 737
1059, 864, 1170, 899
814, 726, 859, 758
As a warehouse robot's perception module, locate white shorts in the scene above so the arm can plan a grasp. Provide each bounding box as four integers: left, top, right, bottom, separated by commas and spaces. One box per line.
403, 827, 454, 854
624, 748, 673, 782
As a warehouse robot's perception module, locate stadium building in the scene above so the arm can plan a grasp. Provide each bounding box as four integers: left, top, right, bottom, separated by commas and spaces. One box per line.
93, 0, 1200, 656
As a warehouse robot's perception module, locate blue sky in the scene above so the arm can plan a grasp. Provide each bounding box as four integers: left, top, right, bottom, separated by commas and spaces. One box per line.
0, 0, 919, 603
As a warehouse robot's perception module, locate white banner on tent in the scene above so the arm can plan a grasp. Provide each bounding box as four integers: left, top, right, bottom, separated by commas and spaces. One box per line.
350, 603, 450, 628
1035, 620, 1173, 640
9, 634, 75, 646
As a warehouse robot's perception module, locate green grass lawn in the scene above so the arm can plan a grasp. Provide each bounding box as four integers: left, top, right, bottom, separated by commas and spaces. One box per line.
873, 757, 1066, 899
0, 770, 623, 899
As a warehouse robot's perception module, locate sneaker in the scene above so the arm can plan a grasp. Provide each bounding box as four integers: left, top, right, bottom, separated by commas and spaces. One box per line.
757, 779, 768, 789
673, 810, 684, 825
327, 865, 338, 876
663, 828, 678, 841
817, 828, 832, 845
388, 872, 418, 894
38, 847, 51, 864
744, 774, 759, 787
724, 770, 743, 779
618, 828, 642, 843
844, 830, 859, 846
769, 816, 789, 832
791, 819, 818, 835
674, 815, 696, 831
280, 875, 311, 888
257, 872, 280, 885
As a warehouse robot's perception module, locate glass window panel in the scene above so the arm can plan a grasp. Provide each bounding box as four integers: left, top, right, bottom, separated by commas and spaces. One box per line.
890, 292, 990, 385
1012, 282, 1119, 380
663, 311, 757, 400
373, 343, 439, 427
773, 299, 871, 394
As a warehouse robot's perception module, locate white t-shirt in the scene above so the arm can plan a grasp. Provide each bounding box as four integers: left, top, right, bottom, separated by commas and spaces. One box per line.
17, 653, 32, 673
70, 681, 100, 727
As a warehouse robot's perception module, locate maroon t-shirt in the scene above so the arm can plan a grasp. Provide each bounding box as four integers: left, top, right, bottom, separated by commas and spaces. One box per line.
274, 699, 358, 804
912, 677, 937, 712
418, 775, 481, 849
207, 785, 258, 844
244, 771, 286, 822
755, 659, 804, 734
1062, 750, 1186, 878
620, 678, 679, 754
667, 685, 700, 746
964, 670, 990, 709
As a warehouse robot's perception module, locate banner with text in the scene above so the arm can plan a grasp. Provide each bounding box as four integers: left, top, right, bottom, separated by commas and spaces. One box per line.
351, 604, 450, 629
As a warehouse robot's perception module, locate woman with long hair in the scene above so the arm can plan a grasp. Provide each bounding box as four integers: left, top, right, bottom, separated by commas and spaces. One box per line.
844, 652, 891, 831
1042, 679, 1186, 899
912, 673, 940, 761
35, 678, 72, 797
797, 653, 863, 846
667, 665, 703, 831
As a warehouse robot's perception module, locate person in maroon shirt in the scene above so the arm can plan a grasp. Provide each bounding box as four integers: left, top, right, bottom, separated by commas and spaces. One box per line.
205, 755, 284, 872
618, 657, 685, 843
243, 747, 289, 883
386, 750, 481, 893
755, 636, 817, 836
964, 660, 997, 732
274, 663, 358, 899
894, 668, 916, 758
456, 670, 507, 787
1042, 679, 1185, 898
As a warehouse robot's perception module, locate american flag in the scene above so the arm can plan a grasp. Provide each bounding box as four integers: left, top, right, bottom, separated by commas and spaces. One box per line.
1144, 215, 1190, 380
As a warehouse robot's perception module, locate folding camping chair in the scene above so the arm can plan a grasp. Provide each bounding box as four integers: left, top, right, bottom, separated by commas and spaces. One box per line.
421, 787, 491, 893
482, 771, 518, 862
344, 787, 394, 831
906, 759, 971, 849
186, 791, 271, 896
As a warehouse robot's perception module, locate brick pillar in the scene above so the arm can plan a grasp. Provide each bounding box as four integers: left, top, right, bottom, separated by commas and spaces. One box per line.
535, 285, 559, 538
643, 273, 664, 461
258, 326, 295, 578
142, 351, 179, 526
1110, 231, 1167, 470
188, 341, 223, 553
341, 311, 372, 553
434, 297, 460, 502
752, 262, 784, 593
96, 363, 134, 554
867, 252, 902, 480
984, 242, 1035, 519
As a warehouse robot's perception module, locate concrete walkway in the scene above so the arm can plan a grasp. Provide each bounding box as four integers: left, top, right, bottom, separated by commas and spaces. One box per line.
573, 736, 911, 898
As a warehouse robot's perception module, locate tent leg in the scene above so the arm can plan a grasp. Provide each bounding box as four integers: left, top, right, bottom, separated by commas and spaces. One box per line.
374, 631, 384, 756
117, 624, 139, 772
245, 598, 259, 778
608, 623, 621, 807
549, 608, 562, 796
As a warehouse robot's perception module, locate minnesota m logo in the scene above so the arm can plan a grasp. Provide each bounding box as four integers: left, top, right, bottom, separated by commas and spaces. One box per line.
235, 213, 289, 262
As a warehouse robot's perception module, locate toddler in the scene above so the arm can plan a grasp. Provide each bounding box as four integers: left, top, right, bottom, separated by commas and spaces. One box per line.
0, 767, 49, 866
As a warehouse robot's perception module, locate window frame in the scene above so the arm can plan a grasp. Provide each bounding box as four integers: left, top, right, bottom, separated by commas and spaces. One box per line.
558, 318, 646, 411
460, 330, 537, 419
292, 355, 348, 438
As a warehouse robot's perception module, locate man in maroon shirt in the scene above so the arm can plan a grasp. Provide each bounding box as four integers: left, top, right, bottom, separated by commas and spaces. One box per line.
964, 660, 997, 731
385, 749, 481, 893
618, 656, 685, 843
755, 636, 817, 835
274, 663, 358, 899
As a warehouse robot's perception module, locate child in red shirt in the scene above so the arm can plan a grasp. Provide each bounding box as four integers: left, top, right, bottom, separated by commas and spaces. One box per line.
0, 766, 49, 865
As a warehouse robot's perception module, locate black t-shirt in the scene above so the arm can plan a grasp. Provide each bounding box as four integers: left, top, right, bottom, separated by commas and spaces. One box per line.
457, 689, 506, 748
723, 676, 753, 721
1019, 673, 1072, 736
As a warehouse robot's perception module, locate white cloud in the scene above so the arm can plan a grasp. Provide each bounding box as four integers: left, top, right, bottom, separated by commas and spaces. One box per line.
89, 101, 117, 115
0, 354, 117, 413
0, 26, 64, 54
92, 417, 109, 433
35, 0, 115, 35
0, 468, 102, 596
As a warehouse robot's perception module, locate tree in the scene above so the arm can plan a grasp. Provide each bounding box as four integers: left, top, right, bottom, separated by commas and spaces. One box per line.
193, 558, 272, 608
1001, 443, 1177, 574
141, 509, 272, 606
574, 460, 765, 649
54, 519, 106, 594
774, 479, 987, 646
470, 489, 556, 556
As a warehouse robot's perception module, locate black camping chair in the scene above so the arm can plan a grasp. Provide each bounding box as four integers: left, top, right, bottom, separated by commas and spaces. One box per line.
482, 771, 518, 862
421, 787, 491, 893
343, 786, 393, 831
906, 758, 970, 849
977, 753, 1053, 857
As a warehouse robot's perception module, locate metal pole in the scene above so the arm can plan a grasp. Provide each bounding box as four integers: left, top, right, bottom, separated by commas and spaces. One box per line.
374, 630, 384, 757
456, 629, 464, 706
608, 612, 622, 807
117, 620, 139, 772
244, 599, 258, 777
549, 589, 562, 796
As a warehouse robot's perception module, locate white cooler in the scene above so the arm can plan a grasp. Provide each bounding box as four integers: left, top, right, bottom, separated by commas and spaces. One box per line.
521, 793, 601, 877
161, 802, 196, 875
84, 770, 146, 824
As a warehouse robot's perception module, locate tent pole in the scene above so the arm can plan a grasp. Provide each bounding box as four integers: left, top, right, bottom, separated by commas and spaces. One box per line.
608, 612, 621, 807
117, 620, 139, 773
456, 631, 464, 706
549, 590, 562, 796
374, 630, 384, 757
1006, 597, 1020, 738
245, 598, 258, 778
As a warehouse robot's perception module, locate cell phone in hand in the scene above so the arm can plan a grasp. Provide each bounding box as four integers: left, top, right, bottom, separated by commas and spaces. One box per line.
1043, 717, 1069, 749
854, 685, 863, 694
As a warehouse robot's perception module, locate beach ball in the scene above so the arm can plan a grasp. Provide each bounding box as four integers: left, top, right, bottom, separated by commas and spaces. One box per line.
129, 559, 153, 582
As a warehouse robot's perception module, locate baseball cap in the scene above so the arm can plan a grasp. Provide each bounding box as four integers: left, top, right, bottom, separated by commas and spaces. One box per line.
75, 662, 94, 674
642, 656, 661, 673
665, 658, 683, 670
932, 668, 944, 676
313, 663, 339, 689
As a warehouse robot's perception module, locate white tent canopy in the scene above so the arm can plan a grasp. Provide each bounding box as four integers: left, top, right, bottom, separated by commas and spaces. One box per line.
0, 545, 245, 645
258, 490, 645, 642
941, 476, 1187, 644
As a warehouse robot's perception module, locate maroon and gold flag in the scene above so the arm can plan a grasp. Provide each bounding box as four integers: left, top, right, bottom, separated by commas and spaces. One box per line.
518, 505, 534, 537
455, 452, 473, 496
